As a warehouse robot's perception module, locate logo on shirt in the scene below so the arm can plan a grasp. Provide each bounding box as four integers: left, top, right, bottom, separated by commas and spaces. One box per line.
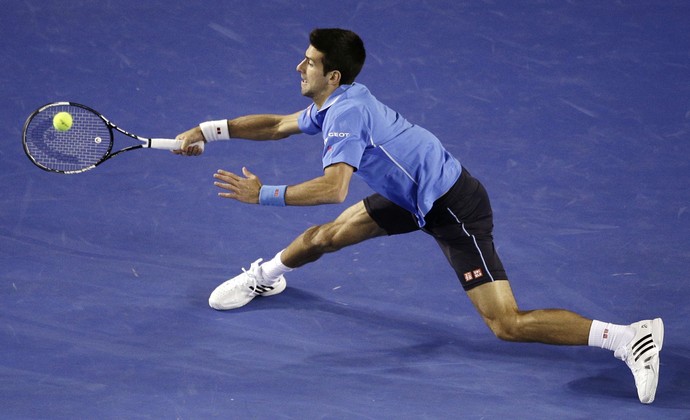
327, 132, 350, 138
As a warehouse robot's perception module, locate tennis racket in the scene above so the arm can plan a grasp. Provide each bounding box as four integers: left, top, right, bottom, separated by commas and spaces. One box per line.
22, 101, 204, 174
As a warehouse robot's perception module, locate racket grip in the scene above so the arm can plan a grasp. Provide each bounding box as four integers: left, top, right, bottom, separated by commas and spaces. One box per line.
149, 138, 205, 152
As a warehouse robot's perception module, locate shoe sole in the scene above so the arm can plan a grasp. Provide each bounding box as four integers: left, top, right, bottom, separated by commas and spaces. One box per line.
652, 318, 664, 351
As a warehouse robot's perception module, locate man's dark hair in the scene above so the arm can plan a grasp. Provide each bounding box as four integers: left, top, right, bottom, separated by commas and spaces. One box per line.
309, 28, 366, 85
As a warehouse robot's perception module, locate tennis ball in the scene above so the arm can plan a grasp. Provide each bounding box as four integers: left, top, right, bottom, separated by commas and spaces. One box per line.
53, 111, 73, 131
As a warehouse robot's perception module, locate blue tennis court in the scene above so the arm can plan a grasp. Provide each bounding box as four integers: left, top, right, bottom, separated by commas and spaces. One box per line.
2, 1, 689, 418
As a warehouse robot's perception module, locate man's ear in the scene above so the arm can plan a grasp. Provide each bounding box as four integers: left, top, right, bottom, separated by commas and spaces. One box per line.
328, 70, 341, 85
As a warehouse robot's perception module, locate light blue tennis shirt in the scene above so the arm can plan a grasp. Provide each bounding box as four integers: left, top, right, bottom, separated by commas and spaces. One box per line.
298, 83, 462, 227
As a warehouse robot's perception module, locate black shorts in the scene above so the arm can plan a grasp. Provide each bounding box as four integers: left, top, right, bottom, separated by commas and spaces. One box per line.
363, 167, 507, 290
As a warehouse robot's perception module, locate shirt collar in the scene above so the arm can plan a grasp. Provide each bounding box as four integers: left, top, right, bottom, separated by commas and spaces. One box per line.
316, 83, 356, 112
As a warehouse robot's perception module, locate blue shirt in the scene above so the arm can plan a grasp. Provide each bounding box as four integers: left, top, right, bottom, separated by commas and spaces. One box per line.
298, 83, 462, 227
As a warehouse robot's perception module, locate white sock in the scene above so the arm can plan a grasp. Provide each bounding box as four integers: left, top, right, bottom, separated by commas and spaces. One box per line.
588, 320, 635, 352
259, 250, 293, 284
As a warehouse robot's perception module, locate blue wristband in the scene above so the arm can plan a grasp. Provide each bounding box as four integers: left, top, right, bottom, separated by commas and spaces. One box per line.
259, 185, 287, 206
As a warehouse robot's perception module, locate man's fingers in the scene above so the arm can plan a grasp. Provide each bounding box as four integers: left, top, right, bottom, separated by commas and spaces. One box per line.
214, 170, 238, 181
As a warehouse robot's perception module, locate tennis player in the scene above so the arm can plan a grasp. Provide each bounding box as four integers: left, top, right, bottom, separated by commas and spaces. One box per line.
175, 28, 663, 404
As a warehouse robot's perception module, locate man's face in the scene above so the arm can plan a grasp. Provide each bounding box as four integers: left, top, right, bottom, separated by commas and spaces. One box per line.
296, 45, 333, 107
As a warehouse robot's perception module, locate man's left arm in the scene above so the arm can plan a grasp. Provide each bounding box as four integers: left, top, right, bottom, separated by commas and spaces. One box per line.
214, 162, 354, 206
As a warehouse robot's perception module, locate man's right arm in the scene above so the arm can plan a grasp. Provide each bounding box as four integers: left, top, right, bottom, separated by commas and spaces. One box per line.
175, 111, 303, 154
227, 111, 302, 140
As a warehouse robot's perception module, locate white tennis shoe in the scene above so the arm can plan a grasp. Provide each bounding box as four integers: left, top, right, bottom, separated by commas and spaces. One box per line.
208, 258, 286, 310
614, 318, 664, 404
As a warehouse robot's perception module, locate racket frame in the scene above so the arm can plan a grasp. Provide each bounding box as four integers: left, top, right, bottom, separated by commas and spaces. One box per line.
22, 101, 188, 174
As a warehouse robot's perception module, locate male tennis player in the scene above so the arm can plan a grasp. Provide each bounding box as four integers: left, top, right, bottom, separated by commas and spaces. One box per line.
175, 28, 663, 404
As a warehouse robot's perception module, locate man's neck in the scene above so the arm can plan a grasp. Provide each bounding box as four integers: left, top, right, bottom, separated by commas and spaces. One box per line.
314, 85, 340, 110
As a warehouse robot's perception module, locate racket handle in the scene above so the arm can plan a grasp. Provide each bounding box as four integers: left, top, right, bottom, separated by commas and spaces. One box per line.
149, 138, 205, 152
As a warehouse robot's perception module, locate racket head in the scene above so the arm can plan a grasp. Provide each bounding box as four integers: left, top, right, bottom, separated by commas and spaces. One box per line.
22, 102, 114, 174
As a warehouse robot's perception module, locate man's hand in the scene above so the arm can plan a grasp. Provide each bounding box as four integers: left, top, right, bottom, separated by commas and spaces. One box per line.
214, 167, 262, 204
173, 126, 206, 156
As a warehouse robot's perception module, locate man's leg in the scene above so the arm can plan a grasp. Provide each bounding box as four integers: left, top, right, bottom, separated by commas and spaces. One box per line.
466, 280, 664, 403
466, 280, 592, 345
209, 201, 385, 310
281, 200, 387, 268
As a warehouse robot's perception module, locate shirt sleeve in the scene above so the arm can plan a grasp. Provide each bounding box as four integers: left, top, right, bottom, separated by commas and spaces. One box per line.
297, 104, 322, 135
321, 107, 368, 170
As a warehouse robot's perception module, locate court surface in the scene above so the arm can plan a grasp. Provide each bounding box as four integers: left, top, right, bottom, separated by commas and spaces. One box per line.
2, 1, 689, 418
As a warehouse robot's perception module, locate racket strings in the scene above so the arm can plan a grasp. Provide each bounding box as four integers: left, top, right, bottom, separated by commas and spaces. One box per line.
24, 105, 111, 173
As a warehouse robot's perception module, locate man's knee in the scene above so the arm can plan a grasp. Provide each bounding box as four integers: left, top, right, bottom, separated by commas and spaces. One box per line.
302, 222, 344, 254
298, 202, 383, 255
484, 313, 525, 342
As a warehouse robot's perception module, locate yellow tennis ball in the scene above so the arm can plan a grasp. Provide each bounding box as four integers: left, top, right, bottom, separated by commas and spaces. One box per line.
53, 111, 73, 132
